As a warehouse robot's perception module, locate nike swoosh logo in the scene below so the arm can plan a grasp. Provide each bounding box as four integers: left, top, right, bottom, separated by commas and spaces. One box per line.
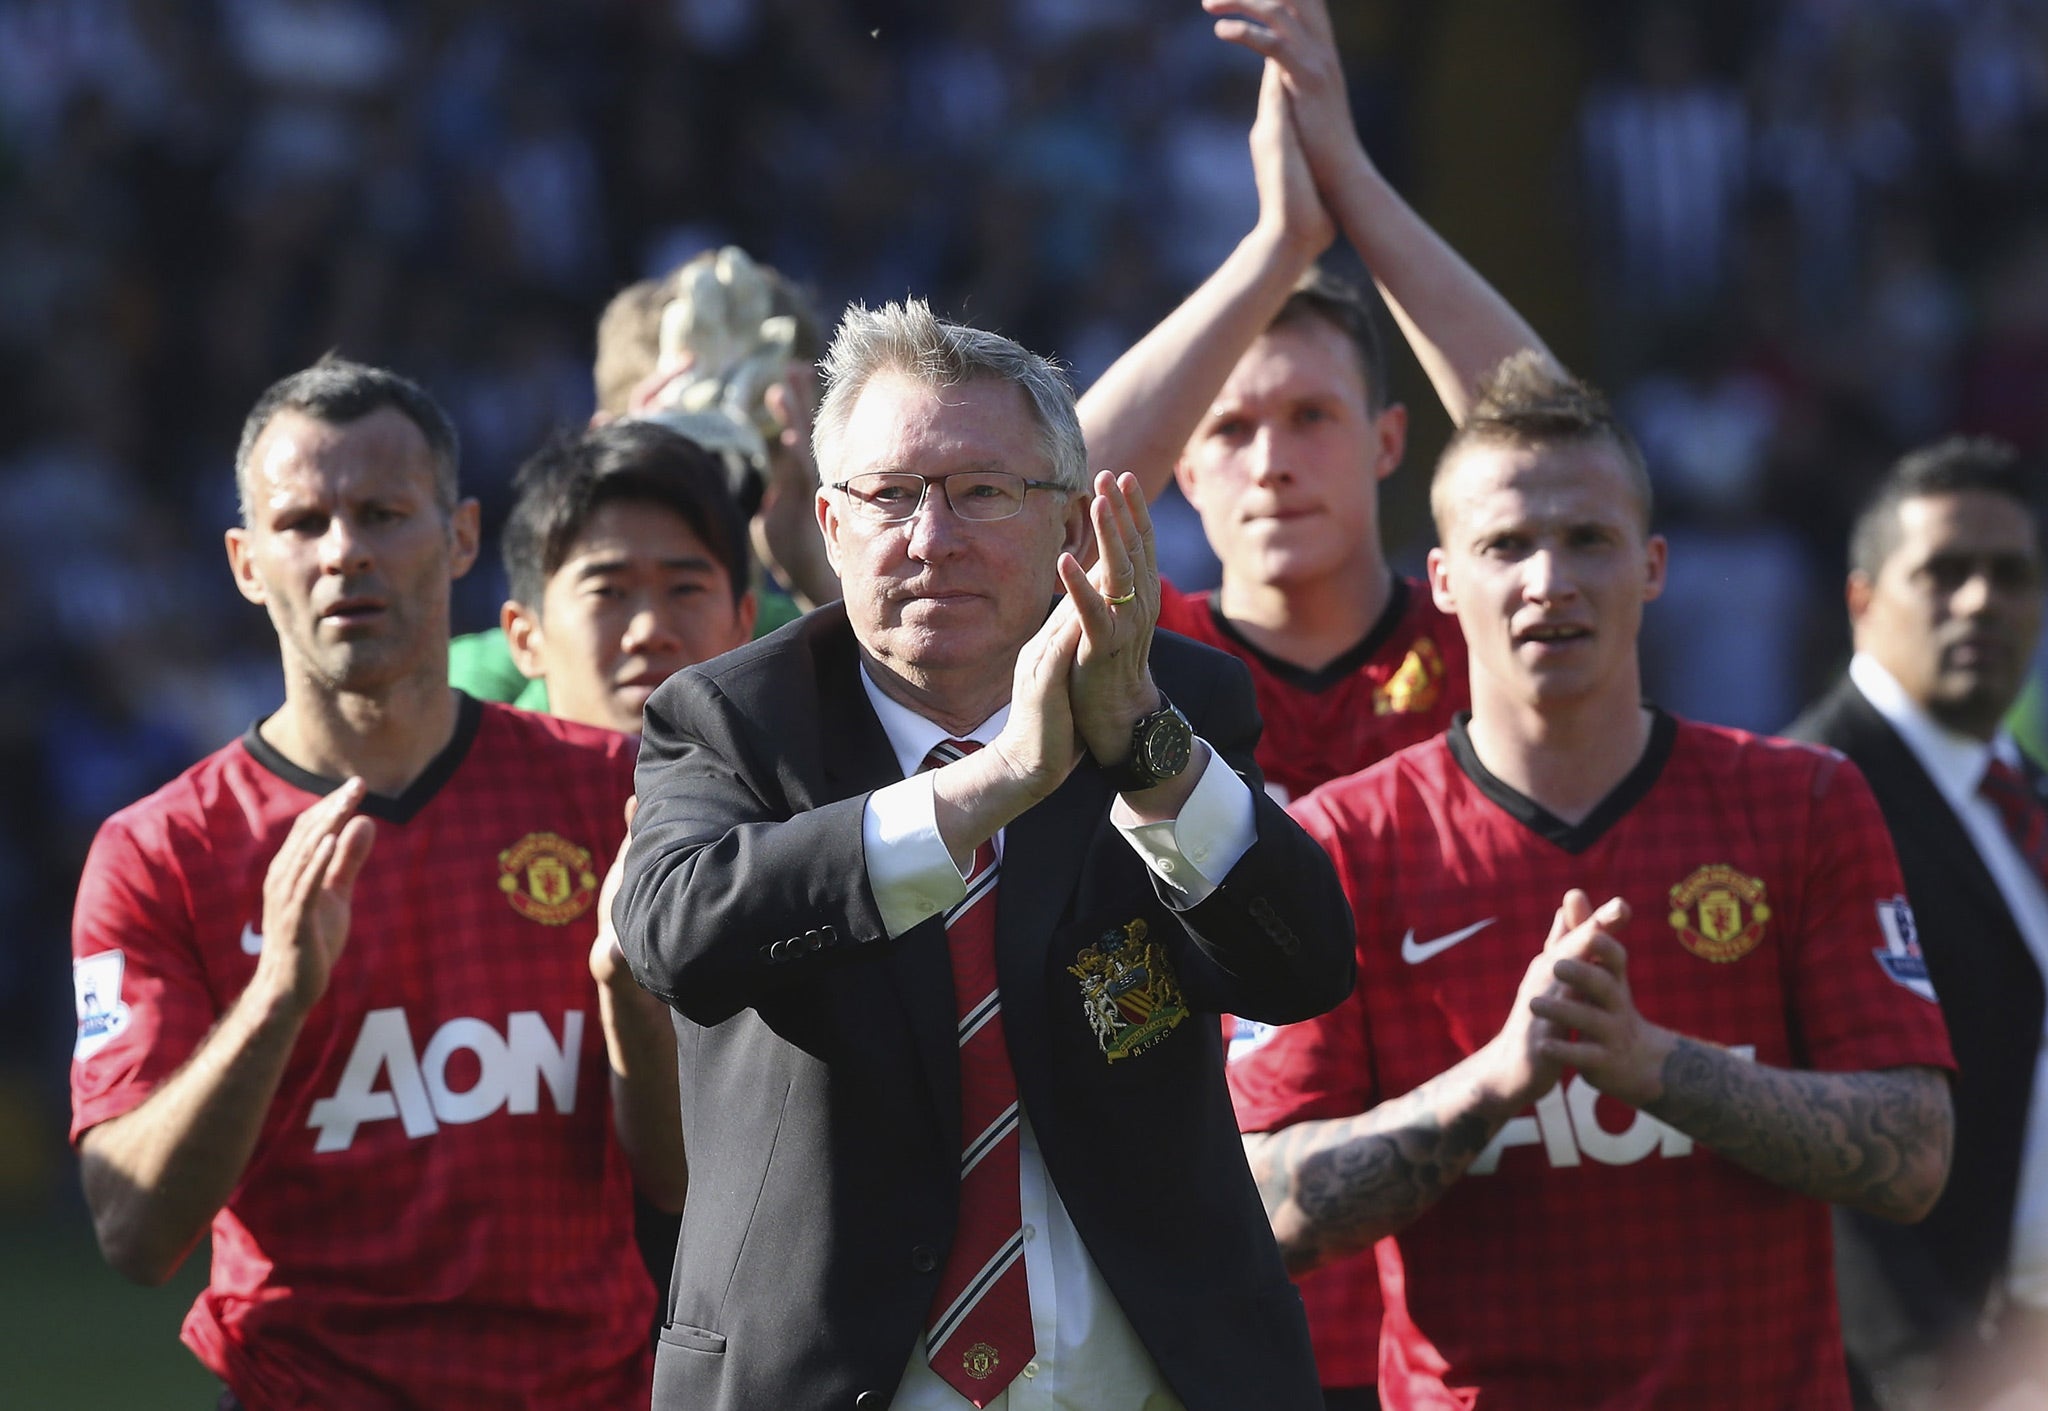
240, 923, 263, 956
1401, 918, 1496, 965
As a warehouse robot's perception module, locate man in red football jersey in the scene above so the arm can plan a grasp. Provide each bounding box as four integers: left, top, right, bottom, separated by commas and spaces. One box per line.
1078, 7, 1554, 1399
1229, 353, 1957, 1409
1080, 0, 1553, 807
67, 357, 682, 1409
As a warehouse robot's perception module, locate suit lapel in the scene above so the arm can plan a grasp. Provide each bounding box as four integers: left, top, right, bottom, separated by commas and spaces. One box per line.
808, 621, 962, 1143
994, 761, 1109, 1069
1833, 683, 2010, 920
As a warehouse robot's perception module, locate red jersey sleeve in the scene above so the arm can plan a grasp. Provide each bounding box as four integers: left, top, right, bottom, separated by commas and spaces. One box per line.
70, 808, 220, 1142
1227, 789, 1377, 1131
1783, 750, 1955, 1075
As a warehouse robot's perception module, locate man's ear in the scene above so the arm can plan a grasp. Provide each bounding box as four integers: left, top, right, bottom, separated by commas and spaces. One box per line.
448, 498, 482, 580
1642, 533, 1669, 603
224, 527, 266, 606
1846, 570, 1875, 628
1371, 402, 1409, 483
816, 487, 846, 578
1172, 452, 1203, 509
502, 599, 546, 680
734, 588, 760, 647
1426, 546, 1455, 615
1061, 487, 1093, 564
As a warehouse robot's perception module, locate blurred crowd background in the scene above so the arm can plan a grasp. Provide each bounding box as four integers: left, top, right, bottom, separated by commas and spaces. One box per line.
3, 0, 2048, 1227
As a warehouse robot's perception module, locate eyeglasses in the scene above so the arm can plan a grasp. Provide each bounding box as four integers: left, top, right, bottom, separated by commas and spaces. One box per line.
829, 471, 1067, 523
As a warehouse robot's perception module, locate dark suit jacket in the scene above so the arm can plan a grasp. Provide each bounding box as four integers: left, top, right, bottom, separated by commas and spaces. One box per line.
1788, 677, 2046, 1386
618, 605, 1355, 1411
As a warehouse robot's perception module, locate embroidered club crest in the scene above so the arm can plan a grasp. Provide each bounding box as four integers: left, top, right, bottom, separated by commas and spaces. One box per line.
962, 1342, 1000, 1380
497, 832, 600, 925
1068, 919, 1188, 1062
1668, 864, 1771, 963
1375, 638, 1444, 716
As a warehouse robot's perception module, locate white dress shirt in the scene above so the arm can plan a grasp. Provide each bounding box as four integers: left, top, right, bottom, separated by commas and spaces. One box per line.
1850, 653, 2048, 1311
857, 666, 1256, 1410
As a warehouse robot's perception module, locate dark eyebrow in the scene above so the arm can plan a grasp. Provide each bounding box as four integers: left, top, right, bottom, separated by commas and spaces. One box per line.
571, 554, 721, 580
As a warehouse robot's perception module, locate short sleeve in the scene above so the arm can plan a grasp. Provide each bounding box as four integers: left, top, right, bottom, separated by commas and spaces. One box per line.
1784, 753, 1955, 1075
69, 815, 218, 1142
1226, 793, 1376, 1131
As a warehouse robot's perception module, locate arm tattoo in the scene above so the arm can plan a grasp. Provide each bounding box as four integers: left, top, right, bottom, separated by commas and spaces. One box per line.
1644, 1040, 1952, 1222
1245, 1071, 1514, 1277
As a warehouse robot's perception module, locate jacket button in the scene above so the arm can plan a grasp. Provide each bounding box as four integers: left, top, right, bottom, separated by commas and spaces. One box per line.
911, 1244, 938, 1273
855, 1394, 888, 1411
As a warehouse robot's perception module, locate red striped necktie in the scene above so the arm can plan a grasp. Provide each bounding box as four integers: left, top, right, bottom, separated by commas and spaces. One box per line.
1981, 756, 2048, 886
921, 739, 1034, 1405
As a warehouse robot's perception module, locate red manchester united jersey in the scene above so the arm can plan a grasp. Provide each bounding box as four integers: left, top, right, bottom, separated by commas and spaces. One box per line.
1229, 713, 1955, 1410
70, 697, 651, 1411
1167, 572, 1468, 1386
1158, 574, 1468, 805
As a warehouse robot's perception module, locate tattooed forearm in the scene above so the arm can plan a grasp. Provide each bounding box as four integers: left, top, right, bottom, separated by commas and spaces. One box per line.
1244, 1070, 1521, 1276
1644, 1042, 1952, 1222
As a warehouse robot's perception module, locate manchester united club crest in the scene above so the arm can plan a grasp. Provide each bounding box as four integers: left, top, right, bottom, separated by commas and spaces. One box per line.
962, 1342, 1000, 1380
1668, 864, 1771, 962
497, 832, 600, 925
1068, 919, 1188, 1062
1375, 639, 1444, 717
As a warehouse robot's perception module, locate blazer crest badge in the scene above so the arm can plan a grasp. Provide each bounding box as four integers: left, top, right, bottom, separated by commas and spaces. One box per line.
1068, 919, 1188, 1062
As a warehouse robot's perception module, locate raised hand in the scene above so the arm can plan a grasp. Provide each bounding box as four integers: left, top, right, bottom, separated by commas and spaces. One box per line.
1057, 471, 1163, 767
1251, 58, 1335, 258
1528, 893, 1678, 1108
990, 593, 1086, 804
1206, 0, 1365, 195
255, 779, 376, 1017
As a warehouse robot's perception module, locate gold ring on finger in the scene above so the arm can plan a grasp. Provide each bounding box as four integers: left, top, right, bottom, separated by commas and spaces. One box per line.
1104, 590, 1137, 606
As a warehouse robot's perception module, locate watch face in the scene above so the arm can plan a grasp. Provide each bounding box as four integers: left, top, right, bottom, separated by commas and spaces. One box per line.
1143, 713, 1193, 779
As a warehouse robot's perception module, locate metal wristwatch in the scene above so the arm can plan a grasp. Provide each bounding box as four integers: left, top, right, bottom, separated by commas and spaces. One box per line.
1100, 697, 1194, 794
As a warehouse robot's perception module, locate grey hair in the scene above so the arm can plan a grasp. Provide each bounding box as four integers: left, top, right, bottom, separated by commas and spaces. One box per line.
811, 299, 1088, 492
234, 354, 460, 523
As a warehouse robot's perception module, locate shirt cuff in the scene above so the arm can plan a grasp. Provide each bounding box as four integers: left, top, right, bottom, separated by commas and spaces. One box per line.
1111, 743, 1255, 905
863, 773, 969, 939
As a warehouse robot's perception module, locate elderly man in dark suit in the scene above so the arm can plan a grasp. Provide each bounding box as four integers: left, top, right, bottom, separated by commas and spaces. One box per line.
1788, 437, 2048, 1408
616, 298, 1354, 1411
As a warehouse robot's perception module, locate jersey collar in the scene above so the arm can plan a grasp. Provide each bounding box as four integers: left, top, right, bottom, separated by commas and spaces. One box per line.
1446, 707, 1678, 855
240, 691, 483, 824
1204, 573, 1410, 695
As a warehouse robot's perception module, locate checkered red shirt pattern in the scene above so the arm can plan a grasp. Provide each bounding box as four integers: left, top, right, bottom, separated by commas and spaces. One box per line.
1230, 715, 1955, 1410
1158, 575, 1468, 805
920, 740, 1034, 1404
70, 702, 650, 1410
1173, 573, 1468, 1386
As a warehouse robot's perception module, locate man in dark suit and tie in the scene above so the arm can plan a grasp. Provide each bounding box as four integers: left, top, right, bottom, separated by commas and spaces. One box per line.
1788, 437, 2048, 1408
616, 298, 1356, 1411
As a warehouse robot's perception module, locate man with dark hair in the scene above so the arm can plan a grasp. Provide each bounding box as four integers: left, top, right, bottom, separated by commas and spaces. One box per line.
496, 419, 757, 731
617, 299, 1354, 1410
1078, 6, 1554, 1401
1789, 436, 2048, 1409
68, 357, 682, 1408
454, 248, 835, 703
1228, 353, 1955, 1409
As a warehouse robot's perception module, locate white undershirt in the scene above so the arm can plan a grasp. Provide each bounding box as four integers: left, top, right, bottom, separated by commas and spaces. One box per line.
1851, 653, 2048, 1310
857, 666, 1254, 1410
